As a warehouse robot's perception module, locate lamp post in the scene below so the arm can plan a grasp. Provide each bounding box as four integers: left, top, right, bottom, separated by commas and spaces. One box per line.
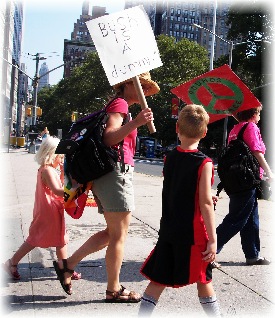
193, 23, 233, 147
30, 53, 47, 126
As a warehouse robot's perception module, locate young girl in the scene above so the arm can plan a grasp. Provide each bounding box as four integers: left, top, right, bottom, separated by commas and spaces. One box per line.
3, 136, 81, 281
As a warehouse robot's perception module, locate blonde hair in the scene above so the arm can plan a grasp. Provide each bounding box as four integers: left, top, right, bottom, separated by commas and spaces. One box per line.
34, 136, 60, 166
177, 104, 209, 139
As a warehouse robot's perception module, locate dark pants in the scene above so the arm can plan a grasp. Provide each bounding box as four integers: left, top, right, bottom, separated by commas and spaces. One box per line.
216, 188, 260, 259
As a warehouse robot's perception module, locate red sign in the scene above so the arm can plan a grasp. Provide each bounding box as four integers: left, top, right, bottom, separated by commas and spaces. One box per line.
171, 64, 261, 123
171, 98, 179, 119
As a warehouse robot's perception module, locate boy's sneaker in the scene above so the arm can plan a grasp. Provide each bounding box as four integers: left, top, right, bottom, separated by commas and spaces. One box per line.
246, 257, 271, 265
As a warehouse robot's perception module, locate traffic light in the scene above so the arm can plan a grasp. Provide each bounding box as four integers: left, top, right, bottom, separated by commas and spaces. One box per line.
36, 107, 42, 117
26, 107, 32, 116
71, 111, 78, 122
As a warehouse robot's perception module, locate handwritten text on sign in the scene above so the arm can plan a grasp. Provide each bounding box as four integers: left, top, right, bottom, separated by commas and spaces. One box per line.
86, 6, 162, 86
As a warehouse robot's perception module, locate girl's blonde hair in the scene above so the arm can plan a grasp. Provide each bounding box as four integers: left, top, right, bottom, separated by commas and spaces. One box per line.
34, 136, 60, 166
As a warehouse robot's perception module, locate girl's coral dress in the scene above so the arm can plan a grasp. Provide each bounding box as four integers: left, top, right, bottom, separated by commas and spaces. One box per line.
26, 166, 68, 248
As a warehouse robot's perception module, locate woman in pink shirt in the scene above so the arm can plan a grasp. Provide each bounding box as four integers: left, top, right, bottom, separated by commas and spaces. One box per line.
213, 106, 273, 268
53, 72, 160, 301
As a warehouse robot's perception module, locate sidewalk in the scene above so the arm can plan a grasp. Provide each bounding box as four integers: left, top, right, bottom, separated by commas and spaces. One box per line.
1, 148, 275, 317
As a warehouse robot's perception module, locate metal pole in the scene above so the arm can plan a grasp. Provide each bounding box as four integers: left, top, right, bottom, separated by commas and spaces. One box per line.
32, 53, 40, 127
222, 42, 234, 148
210, 0, 217, 71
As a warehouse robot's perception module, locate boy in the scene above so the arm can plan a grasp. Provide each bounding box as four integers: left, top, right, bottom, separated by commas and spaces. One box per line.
139, 104, 221, 317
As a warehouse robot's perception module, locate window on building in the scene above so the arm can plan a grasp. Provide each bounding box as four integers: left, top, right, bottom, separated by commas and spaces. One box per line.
182, 24, 187, 30
177, 9, 181, 15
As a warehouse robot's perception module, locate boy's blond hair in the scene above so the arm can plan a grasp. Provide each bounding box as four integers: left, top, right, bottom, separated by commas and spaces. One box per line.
177, 104, 209, 139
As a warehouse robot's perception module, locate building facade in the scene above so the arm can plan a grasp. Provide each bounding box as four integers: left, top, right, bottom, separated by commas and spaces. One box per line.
38, 62, 49, 92
63, 1, 105, 78
0, 0, 23, 147
125, 0, 231, 61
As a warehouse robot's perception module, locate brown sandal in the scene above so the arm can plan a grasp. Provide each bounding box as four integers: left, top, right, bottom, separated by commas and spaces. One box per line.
53, 259, 74, 295
105, 285, 141, 303
2, 259, 20, 280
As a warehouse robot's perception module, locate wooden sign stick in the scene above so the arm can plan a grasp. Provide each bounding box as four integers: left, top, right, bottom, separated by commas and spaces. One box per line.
132, 76, 156, 134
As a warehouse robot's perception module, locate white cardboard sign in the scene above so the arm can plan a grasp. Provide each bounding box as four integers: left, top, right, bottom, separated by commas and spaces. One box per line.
86, 5, 162, 86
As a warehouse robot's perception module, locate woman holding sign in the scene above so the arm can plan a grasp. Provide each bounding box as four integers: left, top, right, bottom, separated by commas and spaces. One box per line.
53, 72, 159, 302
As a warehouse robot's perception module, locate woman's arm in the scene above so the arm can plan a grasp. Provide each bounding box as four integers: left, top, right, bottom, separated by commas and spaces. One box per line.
253, 151, 274, 181
103, 108, 153, 147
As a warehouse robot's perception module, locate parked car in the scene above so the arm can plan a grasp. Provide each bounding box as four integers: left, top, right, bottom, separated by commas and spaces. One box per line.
155, 144, 164, 158
163, 144, 177, 156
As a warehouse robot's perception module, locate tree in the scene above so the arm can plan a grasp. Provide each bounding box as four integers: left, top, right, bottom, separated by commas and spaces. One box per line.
145, 35, 209, 145
214, 0, 274, 158
215, 0, 274, 98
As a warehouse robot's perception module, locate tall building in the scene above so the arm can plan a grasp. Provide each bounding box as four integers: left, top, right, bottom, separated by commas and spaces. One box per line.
38, 62, 50, 92
0, 0, 24, 146
17, 63, 28, 135
125, 0, 231, 62
63, 1, 107, 78
12, 0, 23, 65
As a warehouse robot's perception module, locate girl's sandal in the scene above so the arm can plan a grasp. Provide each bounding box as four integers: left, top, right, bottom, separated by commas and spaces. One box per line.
105, 285, 141, 303
53, 259, 74, 295
71, 271, 81, 280
2, 259, 20, 280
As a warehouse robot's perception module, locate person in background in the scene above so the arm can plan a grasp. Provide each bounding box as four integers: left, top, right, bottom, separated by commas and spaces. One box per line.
138, 104, 221, 317
2, 136, 81, 281
41, 127, 50, 139
53, 72, 160, 301
211, 106, 273, 269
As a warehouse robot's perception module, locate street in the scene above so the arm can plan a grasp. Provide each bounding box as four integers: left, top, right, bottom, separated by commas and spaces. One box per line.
134, 158, 220, 189
1, 148, 275, 317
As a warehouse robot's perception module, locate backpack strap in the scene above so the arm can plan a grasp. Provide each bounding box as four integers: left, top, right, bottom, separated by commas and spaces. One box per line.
237, 122, 250, 141
119, 113, 129, 173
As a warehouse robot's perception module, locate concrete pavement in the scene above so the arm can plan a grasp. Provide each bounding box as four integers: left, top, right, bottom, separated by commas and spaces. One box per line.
1, 148, 275, 317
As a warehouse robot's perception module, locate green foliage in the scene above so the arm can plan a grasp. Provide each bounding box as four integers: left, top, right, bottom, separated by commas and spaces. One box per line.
215, 0, 273, 100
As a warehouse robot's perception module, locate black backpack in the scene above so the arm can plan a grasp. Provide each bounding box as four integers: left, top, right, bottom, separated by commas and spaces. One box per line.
216, 122, 261, 196
55, 99, 126, 184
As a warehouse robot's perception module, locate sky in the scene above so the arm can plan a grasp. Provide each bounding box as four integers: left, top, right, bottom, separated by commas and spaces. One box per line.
21, 0, 126, 85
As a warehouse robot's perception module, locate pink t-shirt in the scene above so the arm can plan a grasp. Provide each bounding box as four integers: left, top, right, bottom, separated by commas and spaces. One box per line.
228, 122, 266, 178
106, 98, 137, 166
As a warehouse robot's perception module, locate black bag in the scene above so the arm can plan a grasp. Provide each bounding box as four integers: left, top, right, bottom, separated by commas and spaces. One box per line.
216, 122, 261, 196
257, 179, 272, 200
56, 99, 125, 184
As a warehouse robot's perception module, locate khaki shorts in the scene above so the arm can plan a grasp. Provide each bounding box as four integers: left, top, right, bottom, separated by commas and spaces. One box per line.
92, 162, 135, 213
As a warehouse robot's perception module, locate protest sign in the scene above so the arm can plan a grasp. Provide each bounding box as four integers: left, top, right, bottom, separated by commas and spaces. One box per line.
86, 5, 162, 86
171, 64, 261, 123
